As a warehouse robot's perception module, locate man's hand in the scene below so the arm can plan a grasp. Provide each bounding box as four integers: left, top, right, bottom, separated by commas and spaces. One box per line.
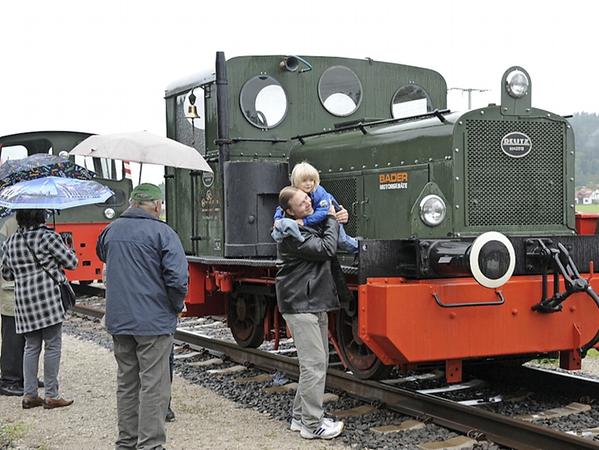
178, 303, 187, 319
328, 204, 336, 216
335, 206, 349, 224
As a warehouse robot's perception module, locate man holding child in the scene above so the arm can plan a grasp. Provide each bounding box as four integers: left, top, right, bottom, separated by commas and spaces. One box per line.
274, 185, 348, 440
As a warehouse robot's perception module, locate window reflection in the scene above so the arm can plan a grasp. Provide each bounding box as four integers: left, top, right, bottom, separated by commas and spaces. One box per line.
391, 85, 433, 119
318, 66, 362, 116
240, 75, 287, 129
0, 145, 28, 164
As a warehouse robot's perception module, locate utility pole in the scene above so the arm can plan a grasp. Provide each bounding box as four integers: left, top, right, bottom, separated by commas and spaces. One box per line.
448, 87, 489, 110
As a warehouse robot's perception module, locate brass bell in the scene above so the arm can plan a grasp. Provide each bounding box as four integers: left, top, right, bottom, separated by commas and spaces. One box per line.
186, 104, 200, 119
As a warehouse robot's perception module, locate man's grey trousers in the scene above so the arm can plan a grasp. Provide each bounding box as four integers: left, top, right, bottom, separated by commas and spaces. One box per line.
112, 334, 173, 450
283, 312, 329, 430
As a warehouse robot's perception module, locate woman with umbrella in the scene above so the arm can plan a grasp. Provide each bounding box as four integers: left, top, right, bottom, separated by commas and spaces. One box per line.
0, 173, 112, 409
0, 209, 78, 409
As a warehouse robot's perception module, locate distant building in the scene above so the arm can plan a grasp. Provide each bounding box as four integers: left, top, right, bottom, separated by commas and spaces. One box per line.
576, 187, 593, 205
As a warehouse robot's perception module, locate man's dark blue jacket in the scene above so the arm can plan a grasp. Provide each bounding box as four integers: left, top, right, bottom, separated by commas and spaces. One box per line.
96, 208, 188, 336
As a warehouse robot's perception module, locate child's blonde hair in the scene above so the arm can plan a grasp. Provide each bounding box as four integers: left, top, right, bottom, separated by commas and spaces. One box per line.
290, 162, 320, 190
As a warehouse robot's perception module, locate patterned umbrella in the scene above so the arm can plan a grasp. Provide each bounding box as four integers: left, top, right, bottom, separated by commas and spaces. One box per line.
0, 154, 95, 217
0, 177, 113, 210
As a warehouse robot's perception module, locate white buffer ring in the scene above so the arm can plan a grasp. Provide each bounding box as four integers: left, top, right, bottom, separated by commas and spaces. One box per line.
469, 231, 515, 289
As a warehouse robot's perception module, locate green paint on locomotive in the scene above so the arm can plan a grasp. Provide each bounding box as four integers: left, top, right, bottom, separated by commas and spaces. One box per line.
164, 55, 574, 256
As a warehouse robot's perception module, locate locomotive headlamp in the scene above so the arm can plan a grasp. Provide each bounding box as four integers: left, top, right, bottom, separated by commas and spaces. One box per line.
505, 69, 529, 98
469, 232, 515, 289
419, 195, 446, 227
104, 208, 115, 219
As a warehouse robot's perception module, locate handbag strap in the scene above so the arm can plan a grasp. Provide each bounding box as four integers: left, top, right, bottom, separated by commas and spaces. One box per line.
20, 232, 62, 285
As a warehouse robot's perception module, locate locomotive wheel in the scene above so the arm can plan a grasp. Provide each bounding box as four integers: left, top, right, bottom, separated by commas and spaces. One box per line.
336, 307, 392, 380
228, 293, 265, 348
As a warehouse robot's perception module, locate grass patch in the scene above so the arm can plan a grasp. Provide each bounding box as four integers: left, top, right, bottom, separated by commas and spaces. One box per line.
576, 204, 599, 213
586, 349, 599, 358
0, 420, 26, 448
532, 349, 598, 365
531, 357, 558, 365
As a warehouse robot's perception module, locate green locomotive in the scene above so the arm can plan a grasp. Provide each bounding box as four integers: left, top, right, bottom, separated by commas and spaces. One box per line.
165, 53, 599, 381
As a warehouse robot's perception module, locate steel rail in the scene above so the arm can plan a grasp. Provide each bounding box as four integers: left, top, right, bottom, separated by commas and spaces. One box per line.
72, 284, 106, 298
504, 365, 599, 399
72, 304, 105, 319
176, 329, 599, 450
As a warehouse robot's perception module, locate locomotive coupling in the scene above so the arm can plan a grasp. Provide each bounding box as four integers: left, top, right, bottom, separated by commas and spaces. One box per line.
527, 239, 599, 356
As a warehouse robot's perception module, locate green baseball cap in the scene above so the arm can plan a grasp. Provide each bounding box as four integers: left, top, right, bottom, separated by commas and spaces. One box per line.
130, 183, 163, 202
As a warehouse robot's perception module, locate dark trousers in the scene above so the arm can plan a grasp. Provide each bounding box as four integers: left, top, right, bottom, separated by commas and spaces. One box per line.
113, 334, 173, 450
0, 314, 25, 387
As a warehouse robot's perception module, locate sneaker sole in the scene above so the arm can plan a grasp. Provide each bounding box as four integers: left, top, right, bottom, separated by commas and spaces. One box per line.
300, 431, 341, 440
291, 417, 333, 433
300, 423, 344, 440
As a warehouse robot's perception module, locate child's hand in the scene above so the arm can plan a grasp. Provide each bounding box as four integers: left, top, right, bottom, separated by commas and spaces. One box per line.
335, 206, 349, 224
295, 218, 304, 226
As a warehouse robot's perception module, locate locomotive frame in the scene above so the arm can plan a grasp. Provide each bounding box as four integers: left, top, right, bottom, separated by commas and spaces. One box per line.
165, 52, 599, 382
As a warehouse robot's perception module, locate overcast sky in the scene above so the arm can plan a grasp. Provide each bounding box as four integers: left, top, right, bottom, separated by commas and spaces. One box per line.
1, 1, 597, 182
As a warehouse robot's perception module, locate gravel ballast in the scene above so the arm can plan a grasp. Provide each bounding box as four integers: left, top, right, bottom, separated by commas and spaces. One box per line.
3, 311, 597, 449
0, 331, 347, 450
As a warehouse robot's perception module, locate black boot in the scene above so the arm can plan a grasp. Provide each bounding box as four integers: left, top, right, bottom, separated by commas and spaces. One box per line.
0, 383, 24, 396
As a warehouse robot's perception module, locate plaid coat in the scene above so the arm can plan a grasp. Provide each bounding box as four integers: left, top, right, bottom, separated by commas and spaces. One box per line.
0, 225, 78, 334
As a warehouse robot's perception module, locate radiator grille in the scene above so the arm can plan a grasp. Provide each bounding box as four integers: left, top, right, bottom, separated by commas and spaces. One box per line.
465, 119, 564, 227
320, 177, 358, 235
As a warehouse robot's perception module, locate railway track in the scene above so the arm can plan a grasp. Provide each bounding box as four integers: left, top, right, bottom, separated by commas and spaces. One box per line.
70, 297, 599, 450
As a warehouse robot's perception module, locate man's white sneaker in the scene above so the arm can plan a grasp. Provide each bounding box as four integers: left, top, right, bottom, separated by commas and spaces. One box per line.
290, 417, 334, 432
290, 418, 302, 432
300, 420, 344, 439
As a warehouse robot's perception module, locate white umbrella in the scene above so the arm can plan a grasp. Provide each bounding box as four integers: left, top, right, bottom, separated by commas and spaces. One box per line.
69, 131, 213, 173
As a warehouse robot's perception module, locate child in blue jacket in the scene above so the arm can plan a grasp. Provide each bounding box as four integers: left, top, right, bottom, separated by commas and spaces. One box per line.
274, 162, 358, 253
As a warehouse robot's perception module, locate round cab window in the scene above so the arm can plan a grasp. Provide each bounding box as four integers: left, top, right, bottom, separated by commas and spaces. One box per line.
318, 66, 362, 117
240, 75, 287, 129
391, 85, 433, 119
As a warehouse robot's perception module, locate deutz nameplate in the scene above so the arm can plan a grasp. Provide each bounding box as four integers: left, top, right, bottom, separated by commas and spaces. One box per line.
501, 132, 531, 158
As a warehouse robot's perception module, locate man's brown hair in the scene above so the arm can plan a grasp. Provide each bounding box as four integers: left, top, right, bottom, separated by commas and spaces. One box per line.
279, 186, 301, 213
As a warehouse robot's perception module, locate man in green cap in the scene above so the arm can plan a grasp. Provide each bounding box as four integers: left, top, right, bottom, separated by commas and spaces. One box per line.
129, 183, 163, 204
97, 183, 188, 450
